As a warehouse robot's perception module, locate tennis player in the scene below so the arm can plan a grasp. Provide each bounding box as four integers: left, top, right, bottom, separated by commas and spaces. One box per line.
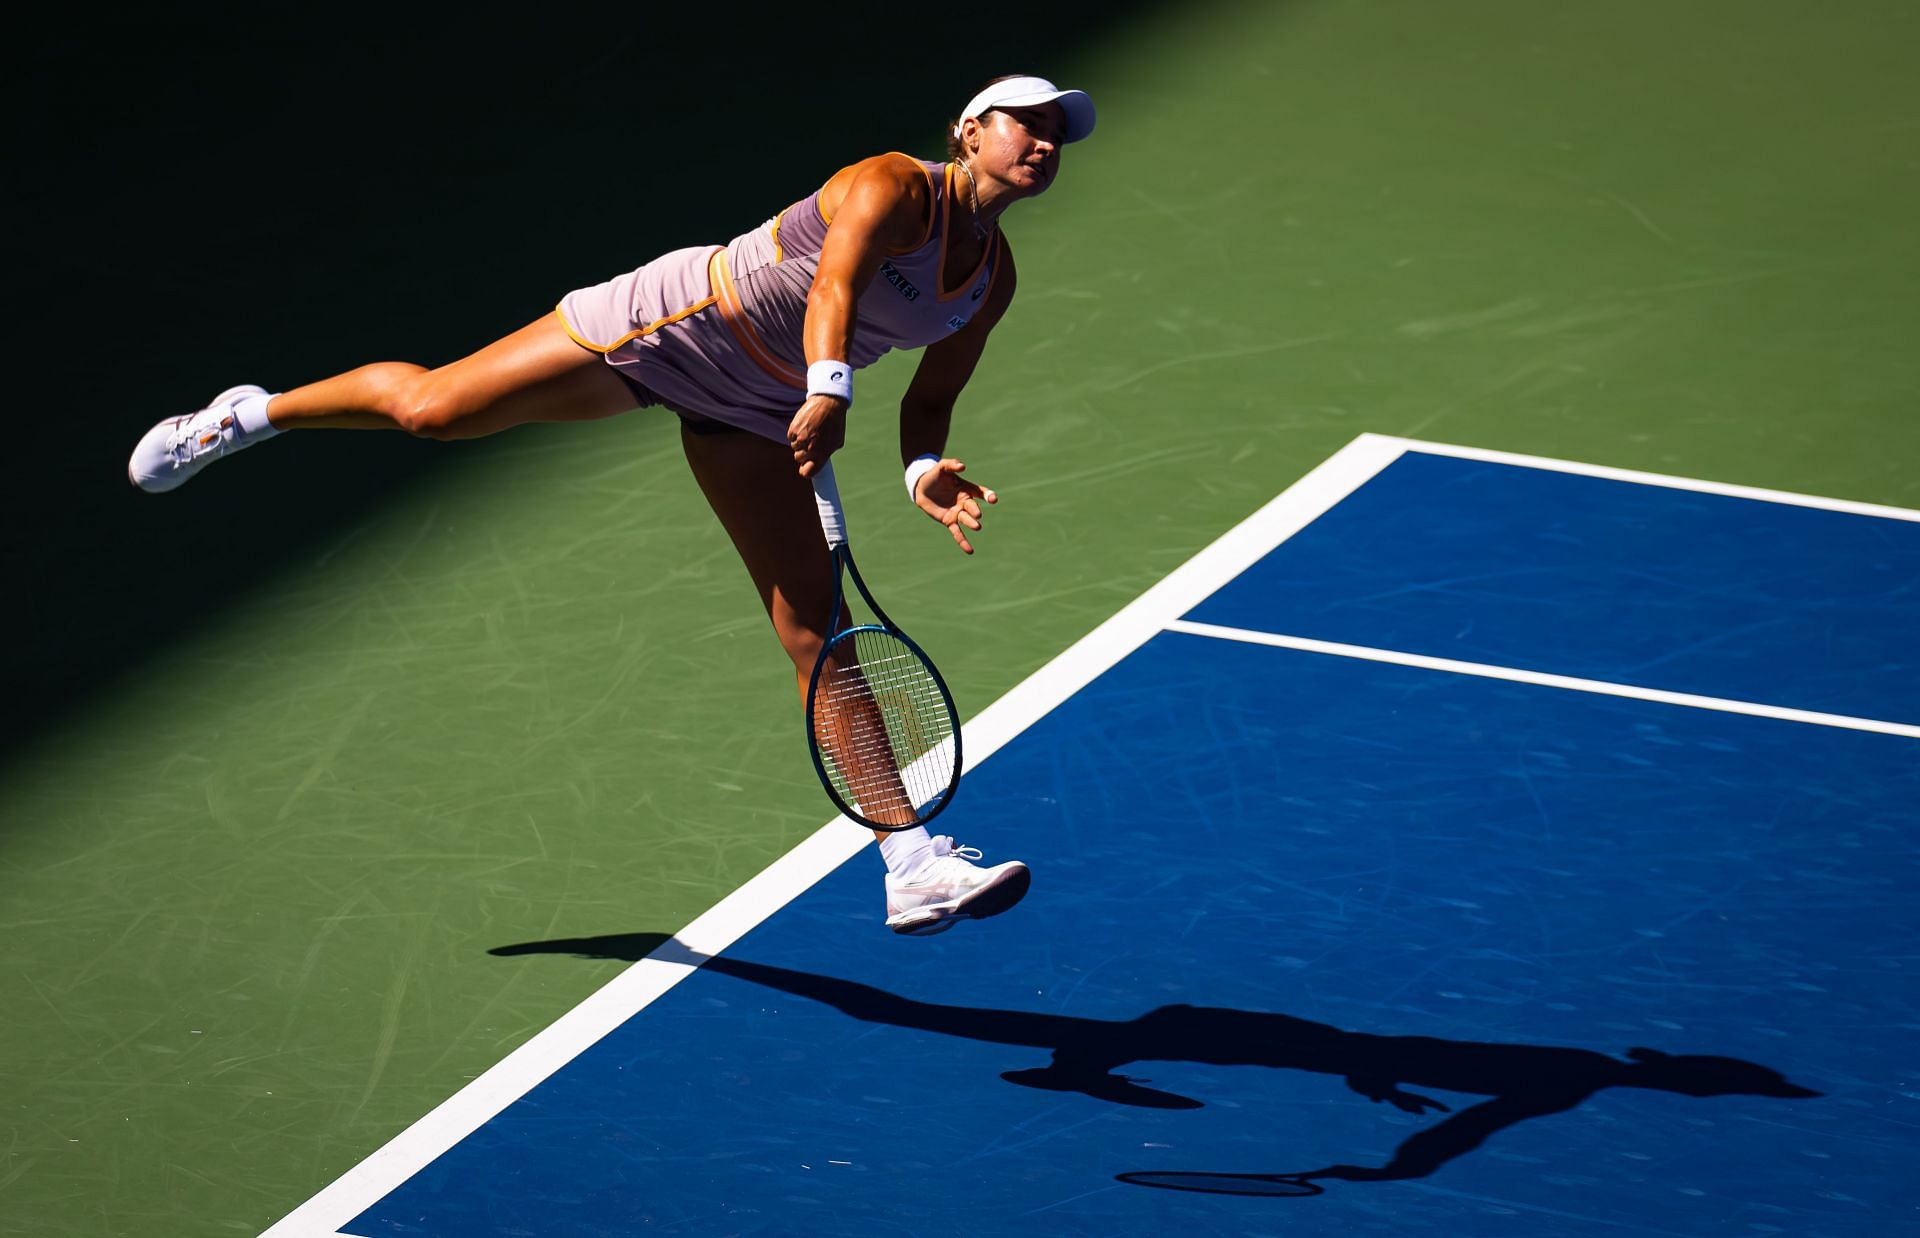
128, 75, 1094, 937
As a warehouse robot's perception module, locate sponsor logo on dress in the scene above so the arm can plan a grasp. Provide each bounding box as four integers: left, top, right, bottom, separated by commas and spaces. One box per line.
879, 262, 921, 302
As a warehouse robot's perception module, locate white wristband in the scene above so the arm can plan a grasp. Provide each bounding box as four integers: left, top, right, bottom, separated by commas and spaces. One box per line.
806, 359, 853, 405
904, 454, 941, 502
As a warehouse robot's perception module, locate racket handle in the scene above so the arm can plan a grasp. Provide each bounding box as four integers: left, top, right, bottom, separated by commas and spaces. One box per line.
812, 462, 848, 549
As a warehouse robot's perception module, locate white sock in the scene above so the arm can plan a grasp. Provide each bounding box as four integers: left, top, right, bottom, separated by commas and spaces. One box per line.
234, 393, 282, 439
878, 827, 934, 877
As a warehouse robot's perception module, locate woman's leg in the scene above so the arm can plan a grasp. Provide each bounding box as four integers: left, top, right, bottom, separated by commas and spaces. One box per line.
680, 421, 1030, 933
266, 312, 637, 438
129, 312, 640, 491
678, 423, 913, 840
677, 422, 842, 702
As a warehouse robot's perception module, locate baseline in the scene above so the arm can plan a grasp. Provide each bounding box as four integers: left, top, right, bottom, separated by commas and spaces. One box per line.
1382, 435, 1920, 525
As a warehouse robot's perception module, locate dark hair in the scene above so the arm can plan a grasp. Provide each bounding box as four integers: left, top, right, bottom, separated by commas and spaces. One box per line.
946, 74, 1029, 161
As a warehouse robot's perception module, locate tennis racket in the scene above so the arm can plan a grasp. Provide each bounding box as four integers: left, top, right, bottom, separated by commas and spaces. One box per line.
805, 463, 962, 831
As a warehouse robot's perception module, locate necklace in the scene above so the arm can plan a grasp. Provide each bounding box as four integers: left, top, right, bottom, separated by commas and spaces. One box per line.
956, 159, 994, 240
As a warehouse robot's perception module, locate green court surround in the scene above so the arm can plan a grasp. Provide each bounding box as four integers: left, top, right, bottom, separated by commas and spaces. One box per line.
7, 2, 1917, 1233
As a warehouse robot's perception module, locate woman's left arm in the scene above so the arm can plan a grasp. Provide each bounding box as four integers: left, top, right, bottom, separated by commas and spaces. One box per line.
897, 244, 1019, 555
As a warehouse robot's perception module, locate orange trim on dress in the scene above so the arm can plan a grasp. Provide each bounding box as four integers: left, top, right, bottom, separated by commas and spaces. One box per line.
879, 154, 940, 255
886, 153, 937, 254
708, 249, 805, 388
817, 152, 929, 234
818, 153, 935, 251
975, 231, 1004, 304
934, 163, 996, 302
554, 285, 718, 354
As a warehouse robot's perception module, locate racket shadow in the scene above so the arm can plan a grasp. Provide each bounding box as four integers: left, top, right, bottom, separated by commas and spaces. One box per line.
1115, 1171, 1323, 1197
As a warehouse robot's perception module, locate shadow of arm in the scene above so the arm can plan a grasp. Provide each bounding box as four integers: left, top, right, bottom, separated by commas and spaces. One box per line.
1306, 1090, 1585, 1182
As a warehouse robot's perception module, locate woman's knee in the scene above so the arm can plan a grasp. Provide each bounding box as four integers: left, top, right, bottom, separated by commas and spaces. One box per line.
395, 377, 479, 440
773, 615, 828, 674
336, 363, 446, 438
351, 364, 478, 440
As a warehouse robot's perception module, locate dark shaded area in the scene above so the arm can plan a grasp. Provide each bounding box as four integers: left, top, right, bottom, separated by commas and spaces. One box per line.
6, 3, 1144, 763
491, 934, 1820, 1192
491, 930, 675, 963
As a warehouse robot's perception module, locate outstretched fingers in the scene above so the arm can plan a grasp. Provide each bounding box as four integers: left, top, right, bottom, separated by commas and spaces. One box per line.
917, 459, 999, 553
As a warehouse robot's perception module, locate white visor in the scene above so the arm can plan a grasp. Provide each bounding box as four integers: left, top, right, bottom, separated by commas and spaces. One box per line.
953, 75, 1096, 143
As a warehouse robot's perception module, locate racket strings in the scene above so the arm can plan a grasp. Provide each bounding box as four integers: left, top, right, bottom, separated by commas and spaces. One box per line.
812, 630, 956, 820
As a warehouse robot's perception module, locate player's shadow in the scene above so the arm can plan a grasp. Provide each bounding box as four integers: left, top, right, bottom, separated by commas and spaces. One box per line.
489, 934, 1820, 1196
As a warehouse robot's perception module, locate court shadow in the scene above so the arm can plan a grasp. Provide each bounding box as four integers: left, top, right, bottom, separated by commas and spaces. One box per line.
493, 938, 1821, 1195
490, 931, 677, 963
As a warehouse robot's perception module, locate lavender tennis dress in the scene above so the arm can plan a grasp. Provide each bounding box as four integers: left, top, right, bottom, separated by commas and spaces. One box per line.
556, 157, 1002, 440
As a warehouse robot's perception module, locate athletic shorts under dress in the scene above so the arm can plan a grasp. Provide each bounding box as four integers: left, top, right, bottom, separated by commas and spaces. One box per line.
556, 156, 1003, 441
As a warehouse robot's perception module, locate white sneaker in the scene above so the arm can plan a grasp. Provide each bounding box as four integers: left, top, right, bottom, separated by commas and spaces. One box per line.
884, 836, 1031, 936
128, 385, 269, 492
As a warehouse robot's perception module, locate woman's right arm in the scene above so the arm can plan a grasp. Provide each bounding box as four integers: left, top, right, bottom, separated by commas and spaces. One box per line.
785, 156, 933, 477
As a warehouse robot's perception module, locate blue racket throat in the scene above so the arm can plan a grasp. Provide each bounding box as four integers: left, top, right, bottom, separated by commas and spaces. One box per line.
805, 466, 963, 832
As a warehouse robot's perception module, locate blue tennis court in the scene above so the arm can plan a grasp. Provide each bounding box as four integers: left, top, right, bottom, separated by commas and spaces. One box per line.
270, 437, 1920, 1237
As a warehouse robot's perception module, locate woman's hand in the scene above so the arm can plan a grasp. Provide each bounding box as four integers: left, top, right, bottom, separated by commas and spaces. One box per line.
913, 458, 998, 554
787, 395, 848, 478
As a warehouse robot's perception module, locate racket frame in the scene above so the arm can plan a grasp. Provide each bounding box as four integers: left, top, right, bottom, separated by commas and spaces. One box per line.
804, 468, 963, 831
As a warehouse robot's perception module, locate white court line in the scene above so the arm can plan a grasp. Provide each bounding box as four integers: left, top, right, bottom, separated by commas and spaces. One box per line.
1383, 435, 1920, 525
264, 432, 1919, 1235
1165, 620, 1920, 741
264, 435, 1410, 1237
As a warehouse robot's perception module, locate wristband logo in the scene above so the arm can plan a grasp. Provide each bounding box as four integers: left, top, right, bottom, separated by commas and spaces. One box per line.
879, 262, 922, 302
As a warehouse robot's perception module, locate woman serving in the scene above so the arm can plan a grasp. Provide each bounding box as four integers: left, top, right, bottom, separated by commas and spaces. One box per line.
128, 75, 1095, 937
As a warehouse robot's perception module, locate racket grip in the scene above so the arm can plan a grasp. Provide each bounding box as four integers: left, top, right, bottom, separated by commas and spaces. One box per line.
812, 462, 848, 549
